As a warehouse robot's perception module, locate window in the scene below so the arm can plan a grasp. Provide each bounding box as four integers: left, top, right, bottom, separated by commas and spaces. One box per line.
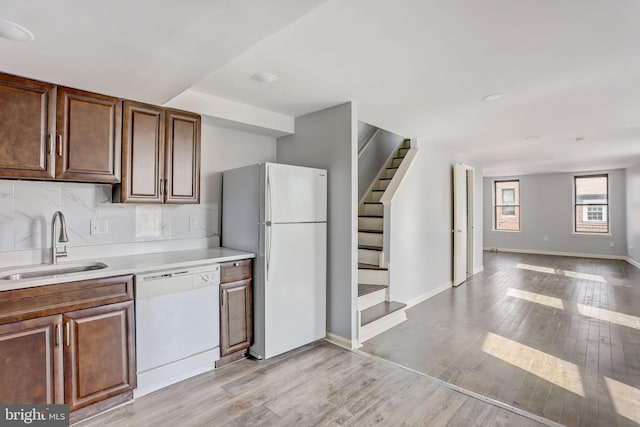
494, 180, 520, 231
574, 174, 608, 233
502, 189, 515, 215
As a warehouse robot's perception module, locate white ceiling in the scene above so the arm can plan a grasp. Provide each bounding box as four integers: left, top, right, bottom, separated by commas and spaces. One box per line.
3, 0, 640, 176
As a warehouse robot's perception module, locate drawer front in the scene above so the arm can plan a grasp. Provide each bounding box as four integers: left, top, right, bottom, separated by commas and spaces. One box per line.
0, 275, 134, 325
220, 260, 252, 283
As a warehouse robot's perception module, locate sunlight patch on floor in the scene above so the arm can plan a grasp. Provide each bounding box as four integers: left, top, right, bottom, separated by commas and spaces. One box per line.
576, 304, 640, 330
604, 376, 640, 424
516, 263, 607, 283
506, 288, 565, 310
481, 332, 585, 397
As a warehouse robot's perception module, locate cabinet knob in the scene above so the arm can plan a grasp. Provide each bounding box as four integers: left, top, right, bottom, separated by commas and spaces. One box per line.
234, 262, 240, 267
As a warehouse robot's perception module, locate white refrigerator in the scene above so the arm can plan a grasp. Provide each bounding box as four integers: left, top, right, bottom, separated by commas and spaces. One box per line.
222, 162, 327, 359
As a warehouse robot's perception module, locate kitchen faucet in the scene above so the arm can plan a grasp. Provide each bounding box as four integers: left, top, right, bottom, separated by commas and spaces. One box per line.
51, 211, 69, 264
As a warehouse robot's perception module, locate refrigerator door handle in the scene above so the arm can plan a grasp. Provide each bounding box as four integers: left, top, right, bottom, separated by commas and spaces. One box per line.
267, 166, 273, 223
266, 222, 272, 281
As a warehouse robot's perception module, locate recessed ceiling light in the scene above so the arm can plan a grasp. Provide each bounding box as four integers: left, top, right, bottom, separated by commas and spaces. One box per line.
0, 19, 34, 42
525, 136, 540, 141
482, 93, 504, 101
251, 72, 277, 84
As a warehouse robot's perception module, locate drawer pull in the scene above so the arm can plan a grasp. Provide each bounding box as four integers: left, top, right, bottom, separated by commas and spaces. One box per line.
57, 135, 63, 157
65, 322, 70, 347
55, 324, 60, 346
234, 262, 240, 267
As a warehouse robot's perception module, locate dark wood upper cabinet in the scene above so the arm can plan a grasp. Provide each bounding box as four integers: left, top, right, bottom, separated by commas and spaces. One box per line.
165, 109, 201, 204
0, 71, 200, 194
0, 73, 122, 183
56, 87, 122, 183
120, 101, 165, 203
0, 73, 55, 179
116, 103, 200, 204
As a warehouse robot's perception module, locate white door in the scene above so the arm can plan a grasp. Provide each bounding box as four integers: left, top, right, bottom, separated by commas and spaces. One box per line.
264, 222, 326, 359
266, 163, 327, 223
453, 163, 467, 287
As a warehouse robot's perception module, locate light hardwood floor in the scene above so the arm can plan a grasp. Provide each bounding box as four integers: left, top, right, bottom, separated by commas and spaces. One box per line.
362, 252, 640, 427
75, 340, 542, 426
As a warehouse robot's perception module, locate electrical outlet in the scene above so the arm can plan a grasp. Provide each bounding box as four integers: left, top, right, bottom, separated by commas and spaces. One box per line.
610, 241, 615, 248
543, 236, 549, 241
189, 216, 198, 230
90, 219, 109, 235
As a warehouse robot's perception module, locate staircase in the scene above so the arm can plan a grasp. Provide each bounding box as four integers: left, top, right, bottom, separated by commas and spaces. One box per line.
357, 139, 410, 344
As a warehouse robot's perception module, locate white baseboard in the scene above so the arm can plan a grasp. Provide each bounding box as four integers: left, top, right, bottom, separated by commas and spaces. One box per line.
483, 247, 640, 271
483, 247, 627, 261
404, 281, 451, 309
625, 257, 640, 270
324, 332, 356, 350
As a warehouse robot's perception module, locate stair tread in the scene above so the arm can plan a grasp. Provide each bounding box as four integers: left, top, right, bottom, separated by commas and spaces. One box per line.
358, 263, 388, 270
361, 301, 407, 326
379, 177, 392, 181
392, 156, 404, 160
358, 229, 383, 233
358, 284, 388, 297
371, 189, 384, 192
362, 202, 382, 206
386, 167, 398, 170
359, 245, 382, 251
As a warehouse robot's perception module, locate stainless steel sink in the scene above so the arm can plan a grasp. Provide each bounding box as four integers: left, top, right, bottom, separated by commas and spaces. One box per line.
0, 262, 108, 280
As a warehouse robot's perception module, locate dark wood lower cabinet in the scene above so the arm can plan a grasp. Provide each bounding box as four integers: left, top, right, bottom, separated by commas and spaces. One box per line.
64, 301, 135, 412
0, 315, 63, 404
0, 276, 135, 422
220, 279, 253, 357
216, 259, 253, 367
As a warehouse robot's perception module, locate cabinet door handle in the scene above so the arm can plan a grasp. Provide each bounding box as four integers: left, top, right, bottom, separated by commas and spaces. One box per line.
55, 323, 60, 346
57, 135, 63, 157
65, 322, 70, 347
48, 134, 53, 155
221, 290, 226, 306
160, 178, 164, 196
164, 179, 168, 197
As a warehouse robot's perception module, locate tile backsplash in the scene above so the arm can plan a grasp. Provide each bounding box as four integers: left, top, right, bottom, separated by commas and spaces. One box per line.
0, 180, 218, 253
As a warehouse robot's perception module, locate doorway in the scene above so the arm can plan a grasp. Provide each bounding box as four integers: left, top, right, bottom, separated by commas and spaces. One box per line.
453, 163, 474, 287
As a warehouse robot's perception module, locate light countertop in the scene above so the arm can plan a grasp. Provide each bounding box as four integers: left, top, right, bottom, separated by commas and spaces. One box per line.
0, 247, 255, 292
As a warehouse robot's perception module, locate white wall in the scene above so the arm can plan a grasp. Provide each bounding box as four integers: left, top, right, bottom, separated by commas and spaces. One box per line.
388, 143, 484, 304
0, 123, 276, 259
201, 124, 277, 235
483, 169, 627, 257
626, 163, 640, 265
358, 128, 404, 200
277, 102, 358, 344
357, 122, 377, 152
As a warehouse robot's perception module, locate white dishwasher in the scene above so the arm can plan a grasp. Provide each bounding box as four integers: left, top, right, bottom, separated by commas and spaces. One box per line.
134, 264, 220, 398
